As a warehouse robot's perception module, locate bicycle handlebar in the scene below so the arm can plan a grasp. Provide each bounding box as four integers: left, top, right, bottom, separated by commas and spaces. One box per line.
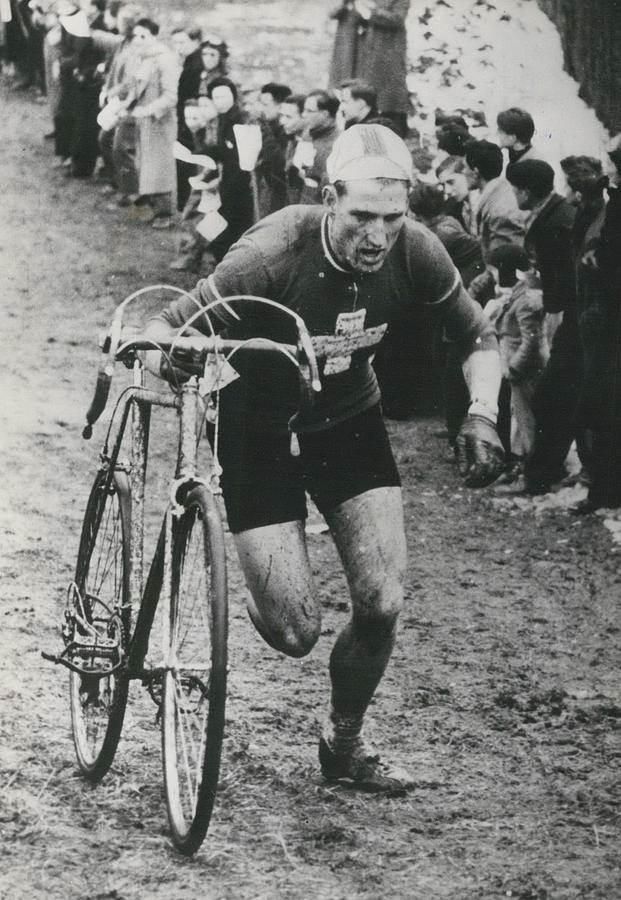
82, 326, 322, 439
116, 334, 296, 355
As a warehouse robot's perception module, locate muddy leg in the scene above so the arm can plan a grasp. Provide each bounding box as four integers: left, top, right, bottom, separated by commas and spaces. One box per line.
233, 520, 321, 658
324, 487, 406, 731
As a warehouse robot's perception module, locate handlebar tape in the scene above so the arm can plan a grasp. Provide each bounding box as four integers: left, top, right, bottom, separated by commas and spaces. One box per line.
82, 364, 113, 440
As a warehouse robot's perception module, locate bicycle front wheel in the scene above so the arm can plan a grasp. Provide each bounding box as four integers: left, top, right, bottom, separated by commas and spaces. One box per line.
161, 485, 228, 855
69, 469, 131, 782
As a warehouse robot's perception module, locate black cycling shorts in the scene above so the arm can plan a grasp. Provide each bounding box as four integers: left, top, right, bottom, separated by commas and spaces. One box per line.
211, 401, 401, 534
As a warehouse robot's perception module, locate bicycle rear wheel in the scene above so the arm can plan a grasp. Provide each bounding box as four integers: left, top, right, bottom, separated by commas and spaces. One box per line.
69, 469, 131, 781
161, 485, 228, 855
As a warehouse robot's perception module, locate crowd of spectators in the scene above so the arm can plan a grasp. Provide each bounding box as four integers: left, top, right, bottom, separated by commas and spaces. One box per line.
2, 0, 620, 511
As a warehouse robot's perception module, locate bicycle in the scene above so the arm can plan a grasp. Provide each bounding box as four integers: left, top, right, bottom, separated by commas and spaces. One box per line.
43, 285, 323, 855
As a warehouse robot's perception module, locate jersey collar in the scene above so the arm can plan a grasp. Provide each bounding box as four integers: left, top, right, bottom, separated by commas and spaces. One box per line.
321, 213, 354, 274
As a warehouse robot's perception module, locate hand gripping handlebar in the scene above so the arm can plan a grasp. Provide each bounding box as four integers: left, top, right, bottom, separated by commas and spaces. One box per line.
81, 316, 322, 439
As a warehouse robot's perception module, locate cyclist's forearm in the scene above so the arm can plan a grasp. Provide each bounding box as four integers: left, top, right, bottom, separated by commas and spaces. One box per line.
147, 289, 210, 335
461, 348, 502, 422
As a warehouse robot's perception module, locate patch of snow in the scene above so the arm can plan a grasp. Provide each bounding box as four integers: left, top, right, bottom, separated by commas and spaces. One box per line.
405, 0, 609, 178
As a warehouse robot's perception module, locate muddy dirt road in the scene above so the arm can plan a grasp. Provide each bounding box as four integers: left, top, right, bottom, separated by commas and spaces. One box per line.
0, 85, 620, 900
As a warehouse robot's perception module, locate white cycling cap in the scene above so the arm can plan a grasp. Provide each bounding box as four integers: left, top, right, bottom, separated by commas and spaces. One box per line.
326, 124, 414, 185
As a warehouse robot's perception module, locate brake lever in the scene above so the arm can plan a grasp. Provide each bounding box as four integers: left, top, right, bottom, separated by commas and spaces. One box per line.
82, 313, 123, 439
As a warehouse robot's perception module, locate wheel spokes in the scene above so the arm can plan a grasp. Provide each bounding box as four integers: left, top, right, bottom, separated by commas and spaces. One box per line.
171, 512, 214, 822
90, 495, 123, 603
70, 475, 129, 779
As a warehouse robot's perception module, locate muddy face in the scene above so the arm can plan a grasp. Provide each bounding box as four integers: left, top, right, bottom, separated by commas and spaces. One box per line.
324, 179, 409, 274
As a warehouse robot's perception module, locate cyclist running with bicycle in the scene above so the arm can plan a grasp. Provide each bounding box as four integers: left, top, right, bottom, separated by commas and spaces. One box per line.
146, 124, 504, 792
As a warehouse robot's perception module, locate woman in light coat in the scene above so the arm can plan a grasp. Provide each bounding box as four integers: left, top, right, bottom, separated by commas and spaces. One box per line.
130, 17, 180, 227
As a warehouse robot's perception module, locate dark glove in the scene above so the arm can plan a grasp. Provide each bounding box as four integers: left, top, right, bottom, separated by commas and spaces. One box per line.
456, 414, 505, 487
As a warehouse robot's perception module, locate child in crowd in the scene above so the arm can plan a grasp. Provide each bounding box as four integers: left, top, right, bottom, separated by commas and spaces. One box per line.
485, 244, 549, 482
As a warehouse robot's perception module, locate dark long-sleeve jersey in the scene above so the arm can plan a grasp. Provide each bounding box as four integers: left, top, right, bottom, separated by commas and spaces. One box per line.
152, 205, 496, 431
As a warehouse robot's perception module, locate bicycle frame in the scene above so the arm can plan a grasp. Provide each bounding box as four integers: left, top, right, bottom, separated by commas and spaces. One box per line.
113, 360, 210, 684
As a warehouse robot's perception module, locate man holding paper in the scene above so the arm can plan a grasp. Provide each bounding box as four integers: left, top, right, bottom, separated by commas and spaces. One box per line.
170, 99, 221, 273
203, 76, 255, 262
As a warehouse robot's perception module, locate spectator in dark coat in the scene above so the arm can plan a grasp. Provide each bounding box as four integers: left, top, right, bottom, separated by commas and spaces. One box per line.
328, 0, 410, 135
327, 0, 361, 86
256, 82, 291, 216
574, 136, 621, 511
68, 1, 108, 178
559, 155, 607, 489
205, 77, 254, 262
560, 155, 607, 331
507, 158, 580, 493
5, 0, 45, 90
508, 160, 575, 315
279, 93, 307, 205
175, 35, 228, 209
55, 12, 82, 166
172, 25, 203, 209
175, 31, 207, 118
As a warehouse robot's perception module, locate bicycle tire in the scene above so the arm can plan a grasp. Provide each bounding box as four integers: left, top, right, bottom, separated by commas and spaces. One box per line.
69, 468, 131, 782
161, 485, 228, 855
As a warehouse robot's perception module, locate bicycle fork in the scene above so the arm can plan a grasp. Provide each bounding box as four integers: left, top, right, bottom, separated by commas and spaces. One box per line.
127, 376, 206, 685
161, 377, 205, 674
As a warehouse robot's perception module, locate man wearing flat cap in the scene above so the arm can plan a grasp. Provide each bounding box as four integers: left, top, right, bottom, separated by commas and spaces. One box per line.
146, 124, 504, 791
